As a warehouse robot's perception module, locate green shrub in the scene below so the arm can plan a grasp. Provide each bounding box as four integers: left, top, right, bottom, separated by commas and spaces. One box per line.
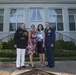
55, 40, 76, 50
65, 41, 76, 50
0, 43, 2, 49
55, 50, 76, 57
0, 49, 16, 57
1, 39, 14, 49
1, 42, 9, 49
55, 40, 65, 50
8, 39, 14, 49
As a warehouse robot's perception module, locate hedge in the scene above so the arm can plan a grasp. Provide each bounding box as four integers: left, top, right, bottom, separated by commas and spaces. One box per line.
1, 39, 14, 49
0, 39, 76, 50
0, 49, 76, 57
0, 39, 76, 57
55, 40, 76, 50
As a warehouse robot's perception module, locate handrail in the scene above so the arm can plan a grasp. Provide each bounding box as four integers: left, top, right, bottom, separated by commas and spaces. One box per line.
0, 33, 14, 42
0, 31, 76, 44
56, 32, 76, 44
56, 32, 76, 41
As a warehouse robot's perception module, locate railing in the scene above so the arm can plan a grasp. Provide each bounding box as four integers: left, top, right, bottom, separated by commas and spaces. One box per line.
56, 32, 76, 44
0, 31, 76, 44
0, 33, 14, 42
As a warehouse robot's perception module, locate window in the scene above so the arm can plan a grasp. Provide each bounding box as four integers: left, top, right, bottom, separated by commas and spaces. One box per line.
49, 9, 63, 31
29, 8, 44, 28
0, 9, 4, 31
10, 8, 24, 31
68, 9, 76, 31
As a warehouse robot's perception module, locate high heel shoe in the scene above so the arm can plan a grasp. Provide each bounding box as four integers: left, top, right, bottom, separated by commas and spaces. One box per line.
29, 64, 35, 68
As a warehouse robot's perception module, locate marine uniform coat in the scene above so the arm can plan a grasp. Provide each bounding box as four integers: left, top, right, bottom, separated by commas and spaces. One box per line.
14, 28, 28, 49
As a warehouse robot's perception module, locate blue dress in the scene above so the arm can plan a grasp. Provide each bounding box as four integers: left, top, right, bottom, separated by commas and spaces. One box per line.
37, 31, 45, 53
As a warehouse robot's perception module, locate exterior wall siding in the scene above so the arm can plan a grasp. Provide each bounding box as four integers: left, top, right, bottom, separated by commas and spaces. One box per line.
0, 3, 76, 41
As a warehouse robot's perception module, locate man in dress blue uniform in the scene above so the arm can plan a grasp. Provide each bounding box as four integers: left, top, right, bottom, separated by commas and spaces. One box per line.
45, 22, 55, 68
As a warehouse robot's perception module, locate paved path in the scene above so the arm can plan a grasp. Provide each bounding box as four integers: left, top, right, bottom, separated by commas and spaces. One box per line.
0, 61, 76, 75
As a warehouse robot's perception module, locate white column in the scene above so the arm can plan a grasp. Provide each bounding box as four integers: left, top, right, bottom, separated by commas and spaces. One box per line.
62, 8, 71, 41
3, 8, 10, 33
25, 8, 29, 30
44, 8, 49, 28
63, 8, 69, 31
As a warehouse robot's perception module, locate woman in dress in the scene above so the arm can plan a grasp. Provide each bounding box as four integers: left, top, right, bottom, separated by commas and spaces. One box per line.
37, 24, 45, 67
27, 25, 37, 68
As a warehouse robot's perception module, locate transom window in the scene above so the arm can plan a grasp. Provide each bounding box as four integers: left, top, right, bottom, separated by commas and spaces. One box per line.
9, 8, 24, 31
0, 9, 4, 31
68, 9, 76, 31
29, 8, 44, 28
49, 9, 63, 31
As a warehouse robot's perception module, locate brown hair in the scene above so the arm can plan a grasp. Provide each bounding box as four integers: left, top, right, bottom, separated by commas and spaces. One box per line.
37, 24, 44, 31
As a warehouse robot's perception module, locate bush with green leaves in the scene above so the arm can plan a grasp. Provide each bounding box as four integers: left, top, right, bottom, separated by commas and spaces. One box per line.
1, 39, 76, 50
0, 43, 2, 49
1, 39, 14, 49
1, 42, 9, 49
55, 40, 76, 50
55, 40, 65, 50
65, 41, 76, 50
8, 39, 14, 49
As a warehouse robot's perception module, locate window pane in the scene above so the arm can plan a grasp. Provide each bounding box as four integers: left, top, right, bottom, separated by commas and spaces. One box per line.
30, 8, 44, 28
68, 9, 76, 14
10, 8, 24, 31
30, 22, 36, 25
10, 15, 16, 23
17, 23, 23, 29
0, 16, 3, 31
50, 23, 56, 30
0, 16, 4, 23
17, 8, 24, 15
10, 9, 17, 15
69, 23, 75, 31
49, 15, 56, 30
0, 9, 4, 14
37, 22, 43, 25
10, 23, 16, 31
30, 9, 36, 20
10, 9, 24, 15
57, 15, 63, 23
17, 15, 24, 23
69, 15, 75, 23
30, 22, 36, 28
49, 9, 62, 15
37, 9, 43, 20
0, 23, 3, 31
55, 9, 62, 14
57, 23, 63, 31
49, 15, 56, 23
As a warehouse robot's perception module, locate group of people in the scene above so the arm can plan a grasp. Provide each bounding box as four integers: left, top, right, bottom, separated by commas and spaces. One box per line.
14, 22, 55, 70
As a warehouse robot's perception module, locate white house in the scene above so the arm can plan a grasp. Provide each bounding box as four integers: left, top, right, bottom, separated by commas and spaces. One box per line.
0, 0, 76, 42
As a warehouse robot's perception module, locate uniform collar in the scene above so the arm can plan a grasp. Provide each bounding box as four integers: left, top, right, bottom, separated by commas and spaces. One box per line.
46, 27, 51, 30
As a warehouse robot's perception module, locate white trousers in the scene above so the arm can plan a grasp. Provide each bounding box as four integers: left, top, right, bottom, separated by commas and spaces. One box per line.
16, 48, 26, 67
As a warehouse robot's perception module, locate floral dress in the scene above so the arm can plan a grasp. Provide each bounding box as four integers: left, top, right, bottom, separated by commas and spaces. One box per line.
27, 31, 37, 54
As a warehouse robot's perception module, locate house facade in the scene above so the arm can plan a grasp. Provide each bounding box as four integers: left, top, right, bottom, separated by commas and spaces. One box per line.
0, 0, 76, 41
